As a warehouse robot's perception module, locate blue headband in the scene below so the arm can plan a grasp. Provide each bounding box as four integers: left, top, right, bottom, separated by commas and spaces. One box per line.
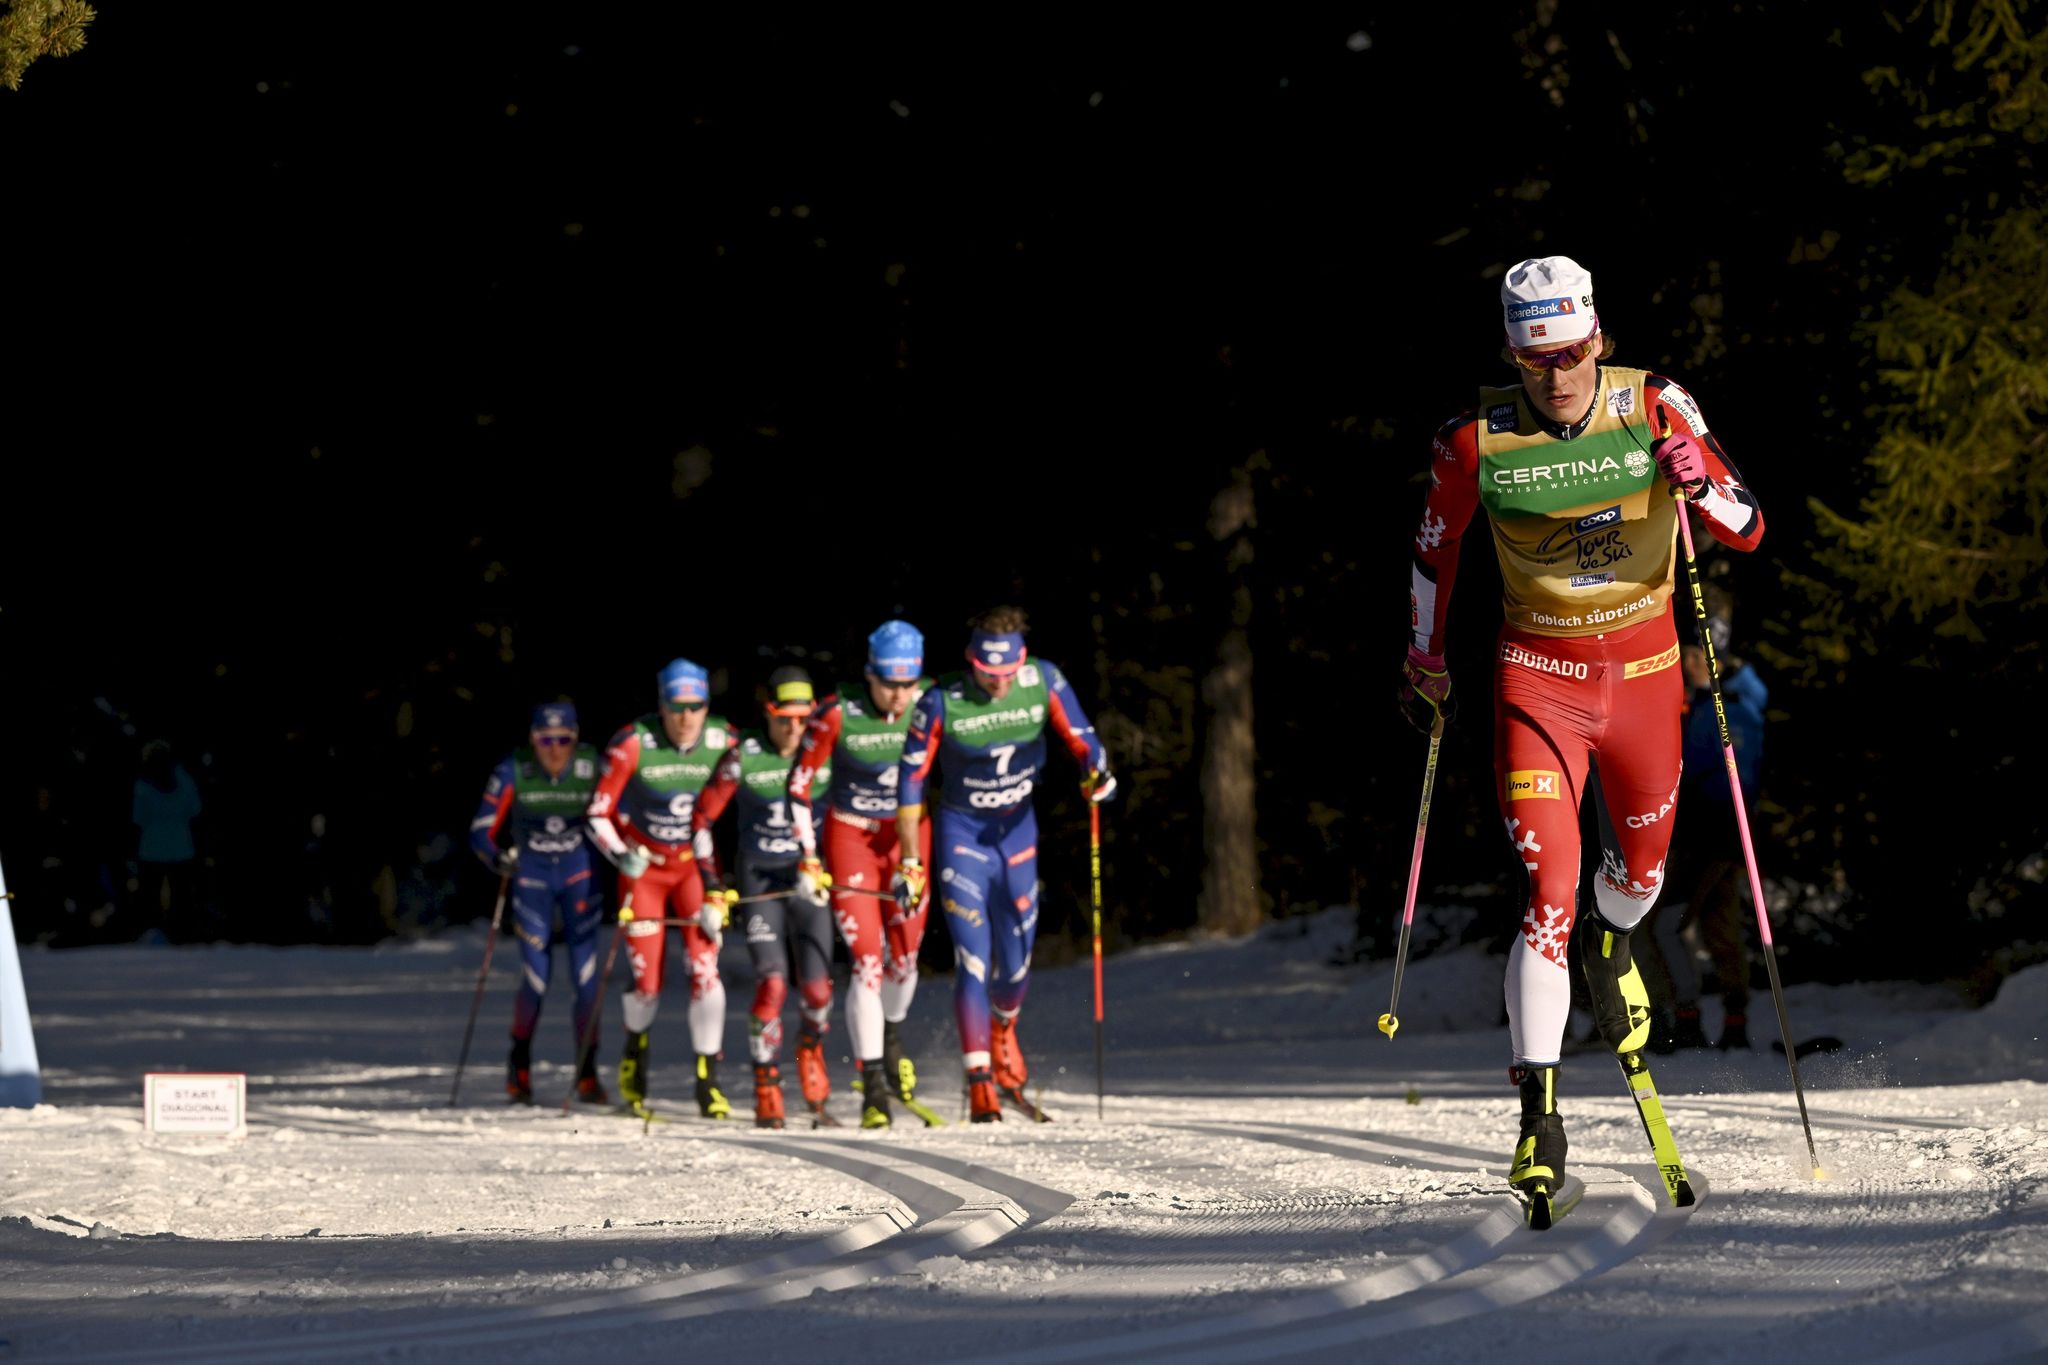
966, 630, 1028, 675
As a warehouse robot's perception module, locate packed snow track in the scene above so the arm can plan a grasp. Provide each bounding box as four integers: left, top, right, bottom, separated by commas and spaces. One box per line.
5, 921, 2048, 1361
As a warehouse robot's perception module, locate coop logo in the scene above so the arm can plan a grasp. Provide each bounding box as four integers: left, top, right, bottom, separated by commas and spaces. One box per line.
1487, 403, 1519, 433
1623, 644, 1681, 679
1574, 505, 1622, 534
1506, 769, 1562, 801
1506, 297, 1576, 322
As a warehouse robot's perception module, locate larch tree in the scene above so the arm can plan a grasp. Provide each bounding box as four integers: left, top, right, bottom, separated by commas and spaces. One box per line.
1795, 0, 2047, 678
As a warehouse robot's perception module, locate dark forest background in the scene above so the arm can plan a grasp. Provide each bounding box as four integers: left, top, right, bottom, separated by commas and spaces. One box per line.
5, 5, 2043, 997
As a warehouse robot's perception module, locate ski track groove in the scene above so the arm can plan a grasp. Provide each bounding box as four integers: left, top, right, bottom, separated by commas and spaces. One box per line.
26, 1106, 1987, 1363
990, 1121, 1704, 1364
55, 1120, 1073, 1362
1660, 1096, 1967, 1134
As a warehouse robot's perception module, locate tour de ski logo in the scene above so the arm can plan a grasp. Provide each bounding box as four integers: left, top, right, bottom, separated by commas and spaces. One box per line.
1608, 387, 1635, 417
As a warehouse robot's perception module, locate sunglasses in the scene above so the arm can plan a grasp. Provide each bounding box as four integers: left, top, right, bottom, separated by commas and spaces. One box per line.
666, 701, 708, 713
534, 734, 576, 747
1507, 326, 1601, 373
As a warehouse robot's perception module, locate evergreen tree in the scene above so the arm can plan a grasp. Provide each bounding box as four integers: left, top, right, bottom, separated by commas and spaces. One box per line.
0, 1, 94, 91
1793, 0, 2046, 678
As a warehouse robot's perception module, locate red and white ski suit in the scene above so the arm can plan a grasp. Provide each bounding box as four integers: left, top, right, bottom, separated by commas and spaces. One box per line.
1412, 367, 1764, 1064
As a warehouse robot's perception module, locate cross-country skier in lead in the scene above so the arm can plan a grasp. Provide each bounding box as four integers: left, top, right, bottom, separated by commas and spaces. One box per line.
896, 606, 1116, 1122
468, 702, 607, 1105
1401, 256, 1763, 1216
786, 621, 937, 1129
586, 659, 737, 1118
690, 666, 833, 1129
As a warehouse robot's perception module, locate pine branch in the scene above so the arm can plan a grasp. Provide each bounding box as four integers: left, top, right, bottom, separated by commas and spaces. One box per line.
0, 0, 96, 92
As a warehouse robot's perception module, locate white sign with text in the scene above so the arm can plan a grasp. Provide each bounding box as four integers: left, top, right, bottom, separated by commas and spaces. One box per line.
145, 1073, 246, 1137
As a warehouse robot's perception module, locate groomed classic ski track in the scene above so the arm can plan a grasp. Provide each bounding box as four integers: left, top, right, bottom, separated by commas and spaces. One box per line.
46, 1107, 1734, 1363
62, 1116, 1073, 1362
995, 1121, 1702, 1364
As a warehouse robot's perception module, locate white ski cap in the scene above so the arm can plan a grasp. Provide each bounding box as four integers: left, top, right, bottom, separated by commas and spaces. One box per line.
1501, 256, 1597, 348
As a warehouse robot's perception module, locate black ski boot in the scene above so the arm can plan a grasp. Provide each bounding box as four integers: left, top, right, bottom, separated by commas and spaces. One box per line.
507, 1035, 533, 1105
859, 1060, 893, 1129
1718, 1013, 1751, 1050
619, 1030, 650, 1111
1580, 910, 1654, 1056
882, 1020, 918, 1104
1648, 1006, 1679, 1055
695, 1054, 731, 1120
1509, 1063, 1568, 1228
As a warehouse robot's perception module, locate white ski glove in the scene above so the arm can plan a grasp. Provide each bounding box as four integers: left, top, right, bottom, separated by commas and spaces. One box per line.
697, 889, 736, 944
795, 855, 832, 908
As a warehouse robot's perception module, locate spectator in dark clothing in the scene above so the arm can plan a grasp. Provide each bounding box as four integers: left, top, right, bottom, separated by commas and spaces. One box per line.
132, 740, 204, 942
1646, 617, 1767, 1051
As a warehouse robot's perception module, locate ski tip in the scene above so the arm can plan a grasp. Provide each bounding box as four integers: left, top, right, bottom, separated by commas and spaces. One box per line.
1377, 1013, 1400, 1041
1674, 1179, 1697, 1208
1525, 1188, 1553, 1231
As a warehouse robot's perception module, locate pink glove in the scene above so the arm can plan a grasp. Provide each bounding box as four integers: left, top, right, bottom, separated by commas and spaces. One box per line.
1653, 430, 1708, 498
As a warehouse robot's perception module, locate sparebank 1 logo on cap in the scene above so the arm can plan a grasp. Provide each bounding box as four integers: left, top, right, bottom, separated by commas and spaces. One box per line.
1506, 297, 1576, 323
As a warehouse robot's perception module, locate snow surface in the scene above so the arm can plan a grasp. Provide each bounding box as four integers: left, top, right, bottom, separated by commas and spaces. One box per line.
4, 910, 2047, 1362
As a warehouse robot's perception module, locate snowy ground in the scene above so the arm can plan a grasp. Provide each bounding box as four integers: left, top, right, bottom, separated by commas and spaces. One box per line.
4, 910, 2047, 1362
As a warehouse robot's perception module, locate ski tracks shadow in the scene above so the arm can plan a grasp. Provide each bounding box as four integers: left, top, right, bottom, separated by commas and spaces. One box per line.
987, 1120, 1703, 1364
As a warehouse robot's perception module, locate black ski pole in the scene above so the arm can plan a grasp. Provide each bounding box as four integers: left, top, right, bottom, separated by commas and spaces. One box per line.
1658, 403, 1825, 1179
449, 873, 512, 1107
562, 890, 634, 1114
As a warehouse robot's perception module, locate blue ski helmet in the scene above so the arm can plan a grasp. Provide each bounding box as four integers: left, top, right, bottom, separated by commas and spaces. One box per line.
657, 658, 710, 709
866, 620, 924, 683
530, 701, 579, 733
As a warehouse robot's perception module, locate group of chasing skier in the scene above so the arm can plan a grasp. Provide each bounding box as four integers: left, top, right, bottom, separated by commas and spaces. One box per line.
470, 607, 1114, 1130
471, 253, 1767, 1223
